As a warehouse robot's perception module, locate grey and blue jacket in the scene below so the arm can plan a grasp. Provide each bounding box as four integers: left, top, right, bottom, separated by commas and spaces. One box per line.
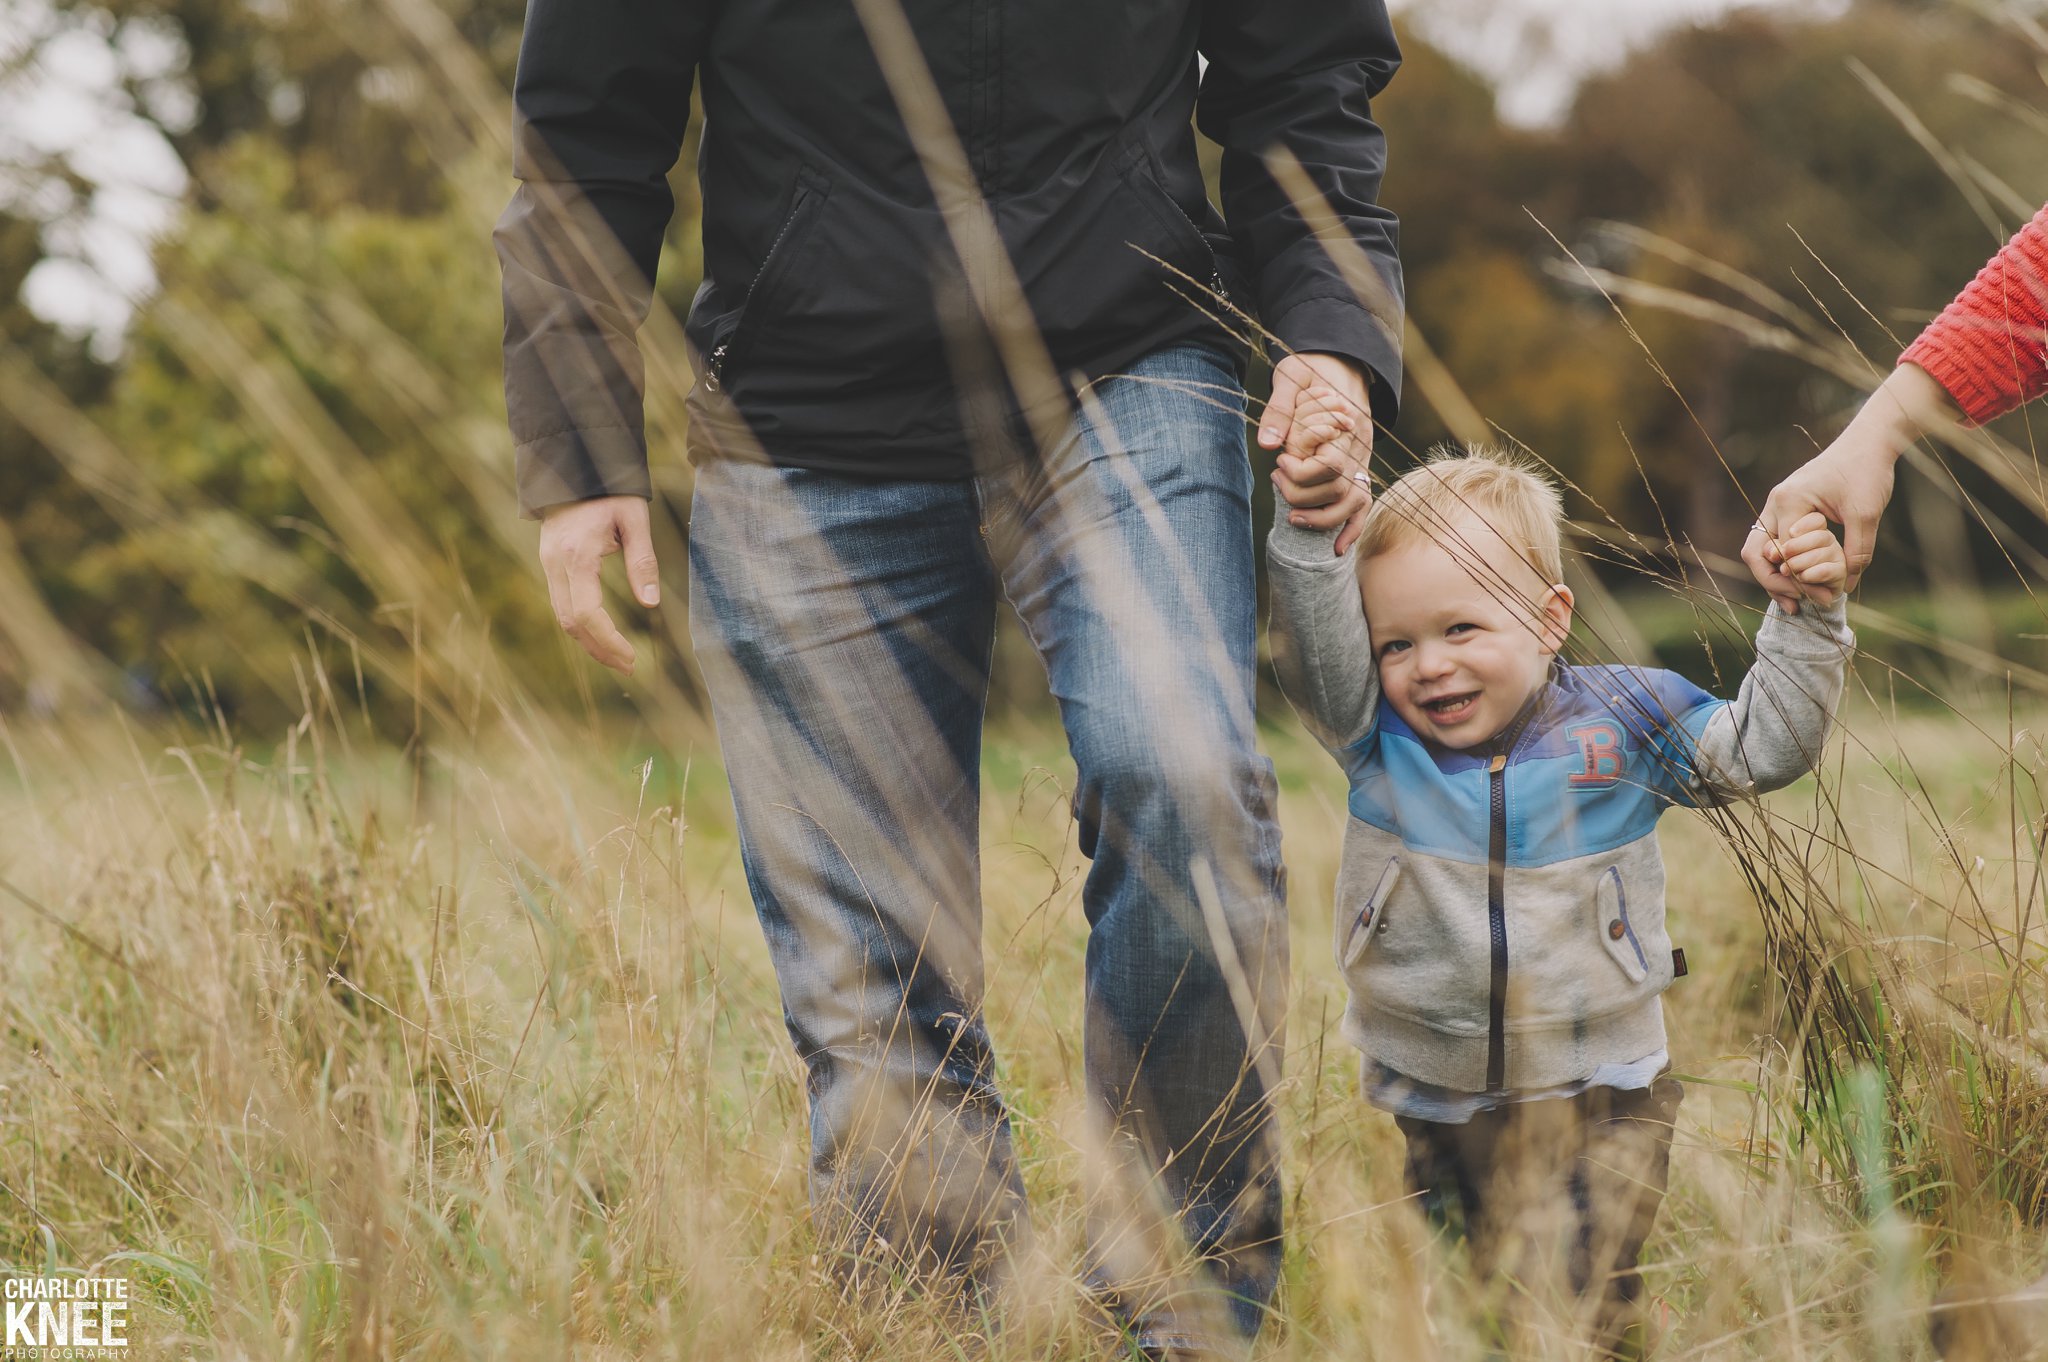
1266, 514, 1854, 1094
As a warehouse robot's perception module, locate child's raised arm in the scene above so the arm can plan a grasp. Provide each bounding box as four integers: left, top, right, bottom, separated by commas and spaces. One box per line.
1666, 518, 1854, 804
1266, 492, 1381, 754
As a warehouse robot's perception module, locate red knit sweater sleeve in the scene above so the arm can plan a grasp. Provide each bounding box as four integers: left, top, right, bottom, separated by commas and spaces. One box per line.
1899, 203, 2048, 425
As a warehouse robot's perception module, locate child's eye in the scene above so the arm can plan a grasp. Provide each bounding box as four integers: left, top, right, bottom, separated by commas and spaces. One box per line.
1378, 639, 1410, 658
1447, 623, 1478, 636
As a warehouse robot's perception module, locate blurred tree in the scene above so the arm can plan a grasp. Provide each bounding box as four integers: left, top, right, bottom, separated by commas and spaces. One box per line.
1549, 3, 2047, 571
1374, 30, 1655, 523
6, 0, 524, 213
1374, 3, 2046, 587
3, 0, 2045, 724
2, 0, 707, 730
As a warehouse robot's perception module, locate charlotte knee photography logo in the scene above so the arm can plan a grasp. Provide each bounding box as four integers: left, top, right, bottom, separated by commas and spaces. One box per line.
3, 1276, 130, 1358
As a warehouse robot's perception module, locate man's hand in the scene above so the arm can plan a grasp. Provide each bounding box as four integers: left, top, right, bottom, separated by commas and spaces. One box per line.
538, 494, 661, 677
1742, 362, 1952, 614
1261, 351, 1374, 554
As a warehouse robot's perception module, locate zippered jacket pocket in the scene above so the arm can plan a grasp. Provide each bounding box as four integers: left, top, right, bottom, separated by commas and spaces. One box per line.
705, 165, 830, 394
1121, 144, 1232, 314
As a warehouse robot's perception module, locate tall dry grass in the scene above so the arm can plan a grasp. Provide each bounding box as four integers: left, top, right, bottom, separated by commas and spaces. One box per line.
0, 676, 2043, 1359
2, 0, 2048, 1357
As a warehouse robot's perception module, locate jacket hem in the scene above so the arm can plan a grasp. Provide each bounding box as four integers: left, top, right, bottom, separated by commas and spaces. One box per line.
1344, 997, 1669, 1094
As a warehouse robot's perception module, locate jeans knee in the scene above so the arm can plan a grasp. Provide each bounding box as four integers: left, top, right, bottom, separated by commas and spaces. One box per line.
1072, 726, 1276, 859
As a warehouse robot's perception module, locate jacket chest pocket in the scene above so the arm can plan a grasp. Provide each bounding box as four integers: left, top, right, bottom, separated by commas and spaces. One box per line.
1594, 865, 1650, 984
1339, 855, 1401, 971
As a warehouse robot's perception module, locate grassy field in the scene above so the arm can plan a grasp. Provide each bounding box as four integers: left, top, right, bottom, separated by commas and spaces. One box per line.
3, 0, 2044, 1352
0, 647, 2043, 1361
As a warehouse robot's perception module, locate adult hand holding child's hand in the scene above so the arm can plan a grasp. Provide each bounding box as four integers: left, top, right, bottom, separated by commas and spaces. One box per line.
1741, 362, 1953, 614
1264, 352, 1374, 555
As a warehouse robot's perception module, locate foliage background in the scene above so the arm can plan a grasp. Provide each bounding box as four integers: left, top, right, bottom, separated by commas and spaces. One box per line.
2, 0, 2046, 735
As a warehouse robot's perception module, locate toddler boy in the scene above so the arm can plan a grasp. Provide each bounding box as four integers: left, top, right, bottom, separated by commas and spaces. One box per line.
1267, 433, 1853, 1356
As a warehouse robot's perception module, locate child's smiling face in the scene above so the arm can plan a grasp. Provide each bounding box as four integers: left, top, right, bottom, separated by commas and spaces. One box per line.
1361, 514, 1575, 750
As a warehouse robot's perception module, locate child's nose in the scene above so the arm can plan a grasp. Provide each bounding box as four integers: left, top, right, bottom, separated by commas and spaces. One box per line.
1414, 644, 1454, 678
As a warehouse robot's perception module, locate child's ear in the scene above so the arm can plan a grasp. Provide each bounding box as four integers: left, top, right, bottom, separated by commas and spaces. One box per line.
1537, 584, 1575, 657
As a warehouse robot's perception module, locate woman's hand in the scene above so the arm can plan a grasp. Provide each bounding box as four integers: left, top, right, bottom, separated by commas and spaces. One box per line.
1742, 362, 1955, 613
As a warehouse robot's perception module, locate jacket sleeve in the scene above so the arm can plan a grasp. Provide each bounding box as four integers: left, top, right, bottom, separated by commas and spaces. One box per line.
1266, 507, 1380, 753
1663, 599, 1854, 807
494, 0, 710, 519
1898, 203, 2048, 426
1196, 0, 1405, 423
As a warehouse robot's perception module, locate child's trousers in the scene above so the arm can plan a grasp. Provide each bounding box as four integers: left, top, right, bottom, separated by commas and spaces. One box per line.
1395, 1077, 1685, 1359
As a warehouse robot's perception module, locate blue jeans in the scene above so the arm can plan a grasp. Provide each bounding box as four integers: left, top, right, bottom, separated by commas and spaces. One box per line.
687, 341, 1287, 1344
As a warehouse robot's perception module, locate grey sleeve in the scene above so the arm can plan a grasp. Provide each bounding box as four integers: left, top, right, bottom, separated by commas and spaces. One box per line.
1265, 506, 1380, 751
1689, 598, 1854, 801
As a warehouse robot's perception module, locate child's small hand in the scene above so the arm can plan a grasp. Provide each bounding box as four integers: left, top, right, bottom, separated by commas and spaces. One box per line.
1287, 385, 1356, 459
1766, 511, 1847, 608
1270, 384, 1372, 551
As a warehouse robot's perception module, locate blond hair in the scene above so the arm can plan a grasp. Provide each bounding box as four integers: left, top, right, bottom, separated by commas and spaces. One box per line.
1356, 446, 1566, 597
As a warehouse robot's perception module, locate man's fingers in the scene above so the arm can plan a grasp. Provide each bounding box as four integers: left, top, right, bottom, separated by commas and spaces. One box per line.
543, 549, 577, 642
535, 495, 657, 676
618, 500, 662, 607
564, 546, 635, 675
1260, 364, 1302, 450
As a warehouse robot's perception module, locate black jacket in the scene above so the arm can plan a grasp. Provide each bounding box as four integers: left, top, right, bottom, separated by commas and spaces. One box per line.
497, 0, 1405, 518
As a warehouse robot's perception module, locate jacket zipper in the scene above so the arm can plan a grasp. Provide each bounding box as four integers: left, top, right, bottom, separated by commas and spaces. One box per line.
706, 183, 816, 394
1159, 189, 1229, 306
965, 0, 1002, 188
1484, 703, 1541, 1092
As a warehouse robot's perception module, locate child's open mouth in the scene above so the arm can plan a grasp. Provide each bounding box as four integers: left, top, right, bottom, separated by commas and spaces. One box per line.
1420, 691, 1480, 723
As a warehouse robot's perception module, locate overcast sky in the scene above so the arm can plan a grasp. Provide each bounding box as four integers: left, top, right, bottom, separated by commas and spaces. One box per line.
5, 0, 1825, 352
1390, 0, 1844, 124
